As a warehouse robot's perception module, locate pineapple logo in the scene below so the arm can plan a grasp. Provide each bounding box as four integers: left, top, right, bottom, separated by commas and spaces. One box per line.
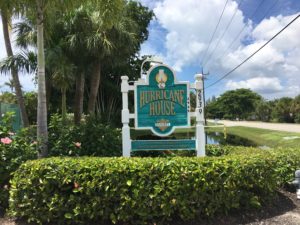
155, 69, 167, 89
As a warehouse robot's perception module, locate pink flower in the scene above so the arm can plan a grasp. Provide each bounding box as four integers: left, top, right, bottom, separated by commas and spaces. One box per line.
1, 137, 12, 145
74, 142, 81, 148
74, 182, 80, 189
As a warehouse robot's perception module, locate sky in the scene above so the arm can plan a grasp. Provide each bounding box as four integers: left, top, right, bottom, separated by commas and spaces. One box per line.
0, 0, 300, 100
139, 0, 300, 100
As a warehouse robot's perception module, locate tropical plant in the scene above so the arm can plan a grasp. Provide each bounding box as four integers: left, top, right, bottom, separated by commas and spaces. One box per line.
0, 1, 29, 127
291, 95, 300, 123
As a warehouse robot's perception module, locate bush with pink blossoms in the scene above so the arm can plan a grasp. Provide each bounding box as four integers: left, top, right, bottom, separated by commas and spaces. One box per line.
0, 113, 37, 211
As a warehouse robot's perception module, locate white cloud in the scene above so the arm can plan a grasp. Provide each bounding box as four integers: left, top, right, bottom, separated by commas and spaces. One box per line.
154, 0, 249, 72
144, 0, 300, 98
226, 77, 283, 93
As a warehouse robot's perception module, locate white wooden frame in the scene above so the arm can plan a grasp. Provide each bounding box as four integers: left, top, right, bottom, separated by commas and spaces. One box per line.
121, 71, 205, 157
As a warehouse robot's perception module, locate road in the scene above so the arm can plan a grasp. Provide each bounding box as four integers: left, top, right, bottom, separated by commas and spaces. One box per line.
210, 120, 300, 133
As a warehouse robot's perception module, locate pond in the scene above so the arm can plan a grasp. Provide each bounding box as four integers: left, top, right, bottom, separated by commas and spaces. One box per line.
134, 131, 257, 147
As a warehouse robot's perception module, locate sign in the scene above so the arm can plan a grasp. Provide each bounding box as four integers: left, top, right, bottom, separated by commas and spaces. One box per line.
131, 139, 195, 151
135, 65, 190, 136
121, 63, 205, 157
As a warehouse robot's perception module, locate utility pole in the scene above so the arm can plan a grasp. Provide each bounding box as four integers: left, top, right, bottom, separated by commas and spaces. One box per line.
201, 68, 209, 125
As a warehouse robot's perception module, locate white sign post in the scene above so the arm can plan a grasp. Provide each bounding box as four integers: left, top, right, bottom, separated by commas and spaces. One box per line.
121, 69, 206, 157
121, 76, 131, 157
194, 74, 206, 157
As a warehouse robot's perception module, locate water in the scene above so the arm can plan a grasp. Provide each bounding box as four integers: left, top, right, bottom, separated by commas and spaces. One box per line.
134, 131, 257, 147
206, 131, 257, 146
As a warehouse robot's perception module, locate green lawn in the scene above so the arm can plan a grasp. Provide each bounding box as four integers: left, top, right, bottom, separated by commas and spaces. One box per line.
131, 125, 300, 148
206, 126, 300, 148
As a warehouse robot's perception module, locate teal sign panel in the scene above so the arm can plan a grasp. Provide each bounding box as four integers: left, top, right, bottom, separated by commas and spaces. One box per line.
131, 139, 195, 151
135, 65, 189, 136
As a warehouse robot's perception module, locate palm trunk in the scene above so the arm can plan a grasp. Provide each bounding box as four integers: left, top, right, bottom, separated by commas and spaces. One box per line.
36, 1, 48, 158
1, 10, 29, 127
61, 87, 67, 123
88, 62, 101, 115
74, 72, 85, 125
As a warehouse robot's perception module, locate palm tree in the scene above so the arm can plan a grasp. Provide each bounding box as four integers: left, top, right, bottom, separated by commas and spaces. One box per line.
9, 0, 84, 157
11, 0, 126, 157
62, 2, 126, 120
64, 2, 136, 116
0, 2, 30, 127
47, 46, 75, 122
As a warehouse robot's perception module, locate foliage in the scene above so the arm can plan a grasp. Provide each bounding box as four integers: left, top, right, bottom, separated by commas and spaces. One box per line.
271, 97, 294, 123
206, 89, 262, 120
0, 92, 16, 104
0, 113, 37, 210
48, 114, 121, 157
23, 92, 37, 124
206, 90, 300, 123
9, 147, 300, 225
0, 92, 37, 125
291, 95, 300, 123
255, 100, 272, 122
206, 144, 234, 156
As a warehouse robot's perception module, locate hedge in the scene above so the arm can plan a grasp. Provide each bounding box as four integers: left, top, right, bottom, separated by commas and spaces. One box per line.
9, 148, 300, 225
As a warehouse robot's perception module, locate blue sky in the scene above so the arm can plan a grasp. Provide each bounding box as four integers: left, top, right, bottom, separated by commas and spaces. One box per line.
139, 0, 300, 100
1, 0, 300, 100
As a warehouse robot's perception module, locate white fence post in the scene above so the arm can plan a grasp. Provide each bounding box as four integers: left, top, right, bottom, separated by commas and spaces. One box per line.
121, 76, 131, 157
195, 74, 206, 157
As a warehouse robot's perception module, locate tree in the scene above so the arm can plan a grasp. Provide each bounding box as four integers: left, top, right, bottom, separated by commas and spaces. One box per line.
61, 1, 153, 122
290, 95, 300, 123
206, 89, 262, 120
9, 0, 88, 157
255, 100, 272, 122
271, 97, 293, 123
0, 2, 30, 127
47, 47, 75, 122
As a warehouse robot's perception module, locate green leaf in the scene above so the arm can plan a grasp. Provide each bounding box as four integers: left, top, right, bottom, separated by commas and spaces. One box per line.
64, 213, 72, 219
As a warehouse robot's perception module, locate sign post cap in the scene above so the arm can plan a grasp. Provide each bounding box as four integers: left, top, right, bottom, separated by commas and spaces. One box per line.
194, 74, 203, 80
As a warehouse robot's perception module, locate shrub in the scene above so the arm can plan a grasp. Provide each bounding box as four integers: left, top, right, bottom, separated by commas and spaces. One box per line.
48, 115, 121, 157
9, 148, 300, 225
0, 128, 37, 210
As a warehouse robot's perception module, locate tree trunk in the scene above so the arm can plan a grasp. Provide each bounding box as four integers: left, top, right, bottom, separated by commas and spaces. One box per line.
61, 87, 67, 123
88, 62, 101, 115
36, 1, 48, 158
74, 72, 85, 125
1, 10, 30, 127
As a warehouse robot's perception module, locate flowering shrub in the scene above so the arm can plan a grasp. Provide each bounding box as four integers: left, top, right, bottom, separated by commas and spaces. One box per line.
0, 128, 37, 210
48, 115, 121, 157
1, 137, 12, 145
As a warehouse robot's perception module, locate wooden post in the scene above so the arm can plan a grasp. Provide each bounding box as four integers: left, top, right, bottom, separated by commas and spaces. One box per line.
195, 74, 206, 156
121, 76, 131, 157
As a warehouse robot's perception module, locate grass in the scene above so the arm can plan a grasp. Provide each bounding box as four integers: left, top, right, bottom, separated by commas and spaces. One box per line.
131, 123, 300, 148
206, 126, 300, 148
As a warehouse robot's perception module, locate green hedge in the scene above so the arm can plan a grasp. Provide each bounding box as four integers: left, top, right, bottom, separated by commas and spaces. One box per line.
9, 148, 300, 225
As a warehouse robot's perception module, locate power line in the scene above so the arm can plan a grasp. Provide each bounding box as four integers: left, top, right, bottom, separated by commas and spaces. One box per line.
205, 13, 300, 89
200, 0, 229, 66
203, 0, 245, 67
211, 0, 279, 68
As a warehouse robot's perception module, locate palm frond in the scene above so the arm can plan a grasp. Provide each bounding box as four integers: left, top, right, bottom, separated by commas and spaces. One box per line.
0, 50, 37, 74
